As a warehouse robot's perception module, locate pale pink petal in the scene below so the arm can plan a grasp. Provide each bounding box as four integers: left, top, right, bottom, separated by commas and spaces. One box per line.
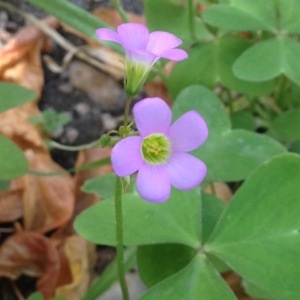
167, 111, 208, 152
118, 23, 149, 51
147, 31, 182, 54
95, 28, 122, 44
136, 164, 171, 202
133, 98, 172, 137
167, 153, 207, 190
111, 136, 143, 177
126, 49, 157, 66
159, 49, 188, 61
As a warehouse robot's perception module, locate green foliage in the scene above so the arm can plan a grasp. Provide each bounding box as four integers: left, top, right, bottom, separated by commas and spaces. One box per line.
172, 86, 286, 181
139, 254, 237, 300
75, 188, 202, 248
137, 244, 196, 287
29, 108, 71, 135
169, 37, 275, 98
144, 0, 212, 46
202, 0, 300, 85
205, 153, 300, 299
233, 37, 300, 83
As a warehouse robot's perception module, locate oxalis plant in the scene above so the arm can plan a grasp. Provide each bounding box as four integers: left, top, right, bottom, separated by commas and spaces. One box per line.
2, 0, 300, 299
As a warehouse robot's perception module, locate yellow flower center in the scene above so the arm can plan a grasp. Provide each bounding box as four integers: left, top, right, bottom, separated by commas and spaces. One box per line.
141, 134, 170, 164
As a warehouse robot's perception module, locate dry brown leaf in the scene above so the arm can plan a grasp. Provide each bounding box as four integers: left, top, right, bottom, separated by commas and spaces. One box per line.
0, 107, 46, 151
12, 149, 75, 233
0, 188, 23, 223
55, 235, 95, 300
0, 231, 60, 300
205, 182, 233, 202
0, 16, 58, 98
0, 18, 59, 151
144, 79, 173, 106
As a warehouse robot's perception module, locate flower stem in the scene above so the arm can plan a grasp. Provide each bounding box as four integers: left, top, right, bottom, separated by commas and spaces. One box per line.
123, 96, 133, 129
114, 176, 130, 300
112, 0, 129, 23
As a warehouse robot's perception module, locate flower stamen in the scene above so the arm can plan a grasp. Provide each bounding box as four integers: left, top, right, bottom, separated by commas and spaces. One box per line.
141, 134, 170, 164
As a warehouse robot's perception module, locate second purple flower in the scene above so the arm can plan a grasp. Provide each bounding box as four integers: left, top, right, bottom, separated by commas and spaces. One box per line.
96, 23, 188, 97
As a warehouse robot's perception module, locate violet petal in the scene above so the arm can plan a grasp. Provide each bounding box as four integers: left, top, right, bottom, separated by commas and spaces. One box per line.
167, 153, 207, 190
117, 23, 149, 51
136, 164, 171, 202
95, 28, 122, 44
167, 111, 208, 152
111, 136, 143, 176
159, 48, 188, 61
133, 98, 172, 137
147, 31, 182, 54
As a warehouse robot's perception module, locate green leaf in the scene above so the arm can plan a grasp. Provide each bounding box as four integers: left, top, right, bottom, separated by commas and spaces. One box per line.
138, 254, 237, 300
137, 244, 196, 287
202, 4, 275, 32
81, 173, 134, 199
278, 0, 300, 34
0, 82, 35, 113
169, 37, 274, 98
144, 0, 212, 46
172, 86, 286, 182
0, 135, 28, 180
206, 153, 300, 299
26, 0, 121, 51
233, 37, 300, 84
269, 107, 300, 142
203, 0, 300, 34
75, 188, 201, 248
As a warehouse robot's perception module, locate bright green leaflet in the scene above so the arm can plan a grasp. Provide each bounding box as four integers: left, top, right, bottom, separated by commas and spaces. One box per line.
172, 85, 286, 182
0, 82, 35, 113
169, 37, 274, 98
138, 254, 237, 300
0, 135, 28, 180
233, 37, 300, 84
206, 153, 300, 299
75, 188, 202, 248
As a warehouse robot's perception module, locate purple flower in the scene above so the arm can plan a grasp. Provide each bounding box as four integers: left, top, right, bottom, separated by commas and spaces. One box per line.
96, 23, 188, 97
111, 97, 208, 203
